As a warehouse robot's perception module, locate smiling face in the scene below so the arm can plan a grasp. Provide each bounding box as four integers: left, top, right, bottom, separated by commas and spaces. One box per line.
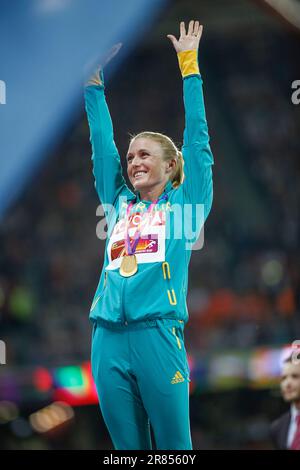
127, 137, 174, 196
280, 361, 300, 406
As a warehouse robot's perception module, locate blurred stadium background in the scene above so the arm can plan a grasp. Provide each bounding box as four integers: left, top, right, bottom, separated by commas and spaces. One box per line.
0, 0, 300, 449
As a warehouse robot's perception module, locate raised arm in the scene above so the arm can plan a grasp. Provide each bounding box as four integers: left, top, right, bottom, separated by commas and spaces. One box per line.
84, 46, 133, 216
168, 21, 214, 221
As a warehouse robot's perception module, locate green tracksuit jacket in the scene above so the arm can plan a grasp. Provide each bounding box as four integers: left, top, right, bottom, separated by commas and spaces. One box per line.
84, 51, 214, 327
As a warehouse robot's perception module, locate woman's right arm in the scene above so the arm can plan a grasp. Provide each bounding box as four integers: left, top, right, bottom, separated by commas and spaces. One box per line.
84, 72, 132, 213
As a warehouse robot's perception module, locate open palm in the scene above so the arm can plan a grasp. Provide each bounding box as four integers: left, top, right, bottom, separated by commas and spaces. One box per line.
167, 20, 203, 53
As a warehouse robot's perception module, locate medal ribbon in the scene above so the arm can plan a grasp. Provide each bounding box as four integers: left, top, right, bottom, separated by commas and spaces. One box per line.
124, 193, 168, 256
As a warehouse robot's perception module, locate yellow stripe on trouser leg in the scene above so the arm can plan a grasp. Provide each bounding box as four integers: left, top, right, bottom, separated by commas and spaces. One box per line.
177, 50, 200, 78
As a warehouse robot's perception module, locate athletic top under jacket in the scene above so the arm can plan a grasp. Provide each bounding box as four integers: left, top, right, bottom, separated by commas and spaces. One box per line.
84, 50, 214, 325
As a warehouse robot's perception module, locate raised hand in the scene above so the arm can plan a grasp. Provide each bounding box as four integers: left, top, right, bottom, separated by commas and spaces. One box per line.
167, 20, 203, 53
86, 43, 122, 86
102, 42, 123, 68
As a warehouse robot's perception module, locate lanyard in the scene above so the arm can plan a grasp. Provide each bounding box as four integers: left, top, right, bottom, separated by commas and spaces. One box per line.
124, 193, 168, 256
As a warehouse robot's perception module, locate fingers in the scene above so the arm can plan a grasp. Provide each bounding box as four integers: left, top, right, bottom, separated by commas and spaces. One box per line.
112, 42, 123, 55
169, 20, 203, 51
167, 35, 177, 45
185, 20, 203, 37
108, 42, 122, 61
103, 42, 123, 67
187, 20, 194, 36
180, 21, 186, 38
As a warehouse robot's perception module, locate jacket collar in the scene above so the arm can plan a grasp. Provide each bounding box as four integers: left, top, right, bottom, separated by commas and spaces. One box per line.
134, 180, 173, 204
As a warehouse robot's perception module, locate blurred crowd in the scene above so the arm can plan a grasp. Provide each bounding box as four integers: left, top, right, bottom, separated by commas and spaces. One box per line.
187, 29, 300, 351
0, 29, 299, 367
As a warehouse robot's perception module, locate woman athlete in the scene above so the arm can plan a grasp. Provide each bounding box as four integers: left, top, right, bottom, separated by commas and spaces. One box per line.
84, 20, 214, 450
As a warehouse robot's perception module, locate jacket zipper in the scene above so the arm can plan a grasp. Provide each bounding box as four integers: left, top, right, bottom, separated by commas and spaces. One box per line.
120, 277, 128, 325
162, 261, 177, 306
90, 295, 101, 312
90, 271, 107, 312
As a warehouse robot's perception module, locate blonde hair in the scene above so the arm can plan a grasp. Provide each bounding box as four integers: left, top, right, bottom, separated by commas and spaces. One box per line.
131, 131, 185, 188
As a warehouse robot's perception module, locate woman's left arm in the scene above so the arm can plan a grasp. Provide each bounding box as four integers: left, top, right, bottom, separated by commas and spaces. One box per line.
168, 21, 214, 222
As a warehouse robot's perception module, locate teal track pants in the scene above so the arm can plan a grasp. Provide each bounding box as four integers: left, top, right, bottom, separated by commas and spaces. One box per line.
91, 318, 192, 450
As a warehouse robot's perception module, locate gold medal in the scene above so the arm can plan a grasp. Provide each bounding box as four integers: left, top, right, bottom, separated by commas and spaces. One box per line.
119, 194, 167, 278
119, 254, 138, 277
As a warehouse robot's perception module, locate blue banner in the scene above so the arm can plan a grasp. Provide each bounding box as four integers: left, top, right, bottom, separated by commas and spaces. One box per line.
0, 0, 166, 219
